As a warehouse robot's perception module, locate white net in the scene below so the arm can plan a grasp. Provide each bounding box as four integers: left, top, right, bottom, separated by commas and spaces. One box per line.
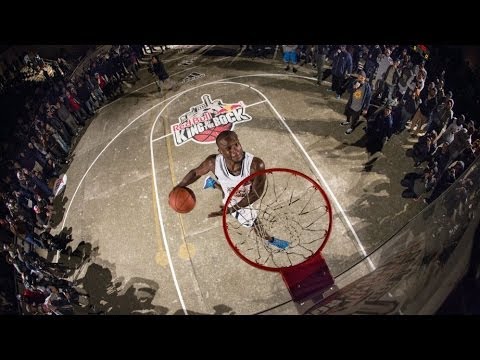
224, 169, 331, 269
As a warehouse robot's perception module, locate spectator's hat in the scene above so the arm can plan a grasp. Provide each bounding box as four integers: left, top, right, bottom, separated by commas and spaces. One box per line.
358, 70, 366, 78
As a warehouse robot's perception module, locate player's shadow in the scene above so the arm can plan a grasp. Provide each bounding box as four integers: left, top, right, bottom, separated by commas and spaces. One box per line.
171, 304, 236, 315
343, 132, 369, 149
58, 239, 98, 278
347, 181, 410, 253
327, 253, 368, 278
43, 226, 75, 262
363, 156, 380, 172
76, 264, 168, 315
50, 195, 68, 228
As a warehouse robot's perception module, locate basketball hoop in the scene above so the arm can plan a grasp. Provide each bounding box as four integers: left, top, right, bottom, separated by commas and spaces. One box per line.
222, 168, 334, 302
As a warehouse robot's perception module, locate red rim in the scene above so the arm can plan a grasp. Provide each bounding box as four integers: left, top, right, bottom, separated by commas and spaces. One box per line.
222, 168, 333, 272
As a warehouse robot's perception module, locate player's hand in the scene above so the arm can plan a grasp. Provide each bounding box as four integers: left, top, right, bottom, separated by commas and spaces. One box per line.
208, 205, 224, 218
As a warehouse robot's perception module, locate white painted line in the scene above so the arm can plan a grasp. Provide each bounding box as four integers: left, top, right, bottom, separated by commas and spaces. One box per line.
245, 100, 267, 108
229, 46, 245, 64
273, 45, 279, 60
150, 93, 189, 315
152, 132, 173, 143
198, 45, 214, 55
164, 54, 189, 63
61, 99, 174, 229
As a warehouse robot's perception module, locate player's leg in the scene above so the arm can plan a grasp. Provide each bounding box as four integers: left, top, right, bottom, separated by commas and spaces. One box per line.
233, 207, 289, 249
252, 218, 289, 249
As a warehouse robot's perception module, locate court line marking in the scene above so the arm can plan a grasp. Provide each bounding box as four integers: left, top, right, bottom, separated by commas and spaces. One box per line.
61, 98, 175, 229
245, 99, 267, 108
273, 45, 279, 60
152, 132, 173, 143
229, 46, 245, 64
149, 93, 189, 314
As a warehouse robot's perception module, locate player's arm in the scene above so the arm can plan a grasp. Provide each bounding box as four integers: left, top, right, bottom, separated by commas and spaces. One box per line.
226, 157, 266, 213
175, 154, 216, 188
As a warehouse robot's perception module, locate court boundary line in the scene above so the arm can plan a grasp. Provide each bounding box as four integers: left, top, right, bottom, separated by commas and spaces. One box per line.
150, 93, 189, 314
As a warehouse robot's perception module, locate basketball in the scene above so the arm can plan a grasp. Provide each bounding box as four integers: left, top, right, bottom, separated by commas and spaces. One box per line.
169, 187, 196, 213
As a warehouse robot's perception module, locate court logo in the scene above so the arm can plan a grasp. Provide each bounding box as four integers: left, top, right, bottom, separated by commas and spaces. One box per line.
179, 57, 198, 66
171, 94, 252, 146
180, 72, 205, 84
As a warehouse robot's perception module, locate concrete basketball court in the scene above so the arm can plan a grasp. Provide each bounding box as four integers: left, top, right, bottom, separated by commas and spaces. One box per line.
53, 45, 427, 315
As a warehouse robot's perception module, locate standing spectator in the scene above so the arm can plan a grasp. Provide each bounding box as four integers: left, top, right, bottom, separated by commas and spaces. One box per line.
314, 45, 328, 85
397, 88, 421, 133
331, 46, 353, 99
341, 71, 372, 135
410, 87, 438, 137
428, 98, 454, 134
149, 55, 176, 92
282, 45, 298, 73
366, 104, 394, 155
373, 48, 393, 92
382, 59, 401, 102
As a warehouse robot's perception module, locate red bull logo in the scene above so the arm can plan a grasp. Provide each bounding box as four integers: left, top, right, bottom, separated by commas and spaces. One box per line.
171, 94, 252, 146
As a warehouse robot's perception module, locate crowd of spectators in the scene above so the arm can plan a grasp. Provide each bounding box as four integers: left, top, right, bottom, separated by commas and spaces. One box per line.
0, 45, 146, 314
283, 45, 480, 202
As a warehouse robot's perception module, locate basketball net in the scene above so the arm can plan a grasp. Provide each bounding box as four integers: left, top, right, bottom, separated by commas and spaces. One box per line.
223, 168, 334, 302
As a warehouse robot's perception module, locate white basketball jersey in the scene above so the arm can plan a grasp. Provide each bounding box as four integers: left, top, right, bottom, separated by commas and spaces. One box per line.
215, 152, 254, 205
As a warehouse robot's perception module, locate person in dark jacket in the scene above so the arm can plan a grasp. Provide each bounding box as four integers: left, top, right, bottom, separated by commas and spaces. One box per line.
366, 104, 393, 155
150, 55, 176, 92
330, 45, 352, 99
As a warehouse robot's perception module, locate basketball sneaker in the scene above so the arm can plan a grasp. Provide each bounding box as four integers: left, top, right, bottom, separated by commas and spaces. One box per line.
268, 237, 290, 250
203, 176, 217, 190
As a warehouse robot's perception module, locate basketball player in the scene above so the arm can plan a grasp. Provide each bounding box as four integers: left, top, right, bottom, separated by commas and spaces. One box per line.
173, 130, 289, 249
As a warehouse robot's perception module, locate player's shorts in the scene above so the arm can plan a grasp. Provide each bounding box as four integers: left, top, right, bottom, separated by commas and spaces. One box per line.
230, 206, 258, 227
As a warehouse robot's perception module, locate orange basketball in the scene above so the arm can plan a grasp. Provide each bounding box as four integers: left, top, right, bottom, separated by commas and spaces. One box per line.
169, 187, 196, 213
